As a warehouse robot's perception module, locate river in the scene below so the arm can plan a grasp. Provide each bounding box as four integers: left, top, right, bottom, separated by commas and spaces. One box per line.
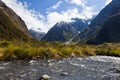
0, 56, 120, 80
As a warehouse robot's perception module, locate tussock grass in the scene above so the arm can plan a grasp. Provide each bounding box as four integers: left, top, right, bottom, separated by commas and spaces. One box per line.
0, 41, 120, 61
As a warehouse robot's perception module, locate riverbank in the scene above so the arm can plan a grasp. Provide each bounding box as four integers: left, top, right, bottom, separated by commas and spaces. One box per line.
0, 40, 120, 61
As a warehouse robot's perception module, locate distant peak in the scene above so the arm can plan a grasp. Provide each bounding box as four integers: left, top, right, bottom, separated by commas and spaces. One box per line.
57, 21, 67, 24
55, 21, 68, 28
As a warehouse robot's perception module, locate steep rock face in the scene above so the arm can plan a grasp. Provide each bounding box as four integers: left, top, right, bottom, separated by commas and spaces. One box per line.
0, 0, 32, 40
41, 18, 88, 42
87, 14, 120, 44
73, 0, 120, 43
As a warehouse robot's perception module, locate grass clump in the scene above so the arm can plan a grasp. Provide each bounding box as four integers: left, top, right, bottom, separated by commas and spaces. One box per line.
0, 41, 11, 47
13, 48, 30, 59
60, 47, 73, 57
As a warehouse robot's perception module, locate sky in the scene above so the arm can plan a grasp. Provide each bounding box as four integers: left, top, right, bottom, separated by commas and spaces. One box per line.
1, 0, 112, 33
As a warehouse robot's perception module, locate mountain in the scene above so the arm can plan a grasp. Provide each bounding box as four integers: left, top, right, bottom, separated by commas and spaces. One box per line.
87, 14, 120, 44
41, 18, 88, 42
29, 29, 45, 41
73, 0, 120, 43
0, 0, 32, 41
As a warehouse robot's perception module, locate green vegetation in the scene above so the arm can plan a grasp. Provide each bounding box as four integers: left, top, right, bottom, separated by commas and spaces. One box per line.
0, 41, 120, 61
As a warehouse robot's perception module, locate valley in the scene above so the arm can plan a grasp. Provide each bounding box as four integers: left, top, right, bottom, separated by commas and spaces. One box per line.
0, 0, 120, 80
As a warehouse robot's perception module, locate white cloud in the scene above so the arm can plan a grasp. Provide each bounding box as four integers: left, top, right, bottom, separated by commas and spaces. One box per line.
65, 0, 86, 7
46, 7, 96, 29
1, 0, 96, 33
105, 0, 112, 5
80, 6, 96, 19
46, 8, 79, 28
52, 1, 62, 10
47, 1, 63, 13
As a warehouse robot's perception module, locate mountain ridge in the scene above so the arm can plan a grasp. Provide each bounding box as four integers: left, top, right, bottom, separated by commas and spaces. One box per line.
0, 0, 32, 41
87, 13, 120, 44
73, 0, 120, 44
41, 18, 88, 42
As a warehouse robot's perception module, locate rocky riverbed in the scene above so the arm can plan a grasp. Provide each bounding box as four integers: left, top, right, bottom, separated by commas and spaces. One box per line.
0, 56, 120, 80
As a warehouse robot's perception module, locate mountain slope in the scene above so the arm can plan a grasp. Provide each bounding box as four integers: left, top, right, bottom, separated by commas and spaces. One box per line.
41, 18, 88, 42
87, 14, 120, 44
73, 0, 120, 43
0, 0, 32, 40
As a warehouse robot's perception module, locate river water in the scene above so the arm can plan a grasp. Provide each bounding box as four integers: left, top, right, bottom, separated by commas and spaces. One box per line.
0, 56, 120, 80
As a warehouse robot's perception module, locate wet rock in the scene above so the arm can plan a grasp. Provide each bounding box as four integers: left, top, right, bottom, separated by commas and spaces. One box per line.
29, 60, 36, 63
109, 68, 120, 73
60, 72, 68, 76
48, 63, 53, 66
48, 59, 53, 63
0, 67, 5, 69
58, 60, 64, 64
114, 69, 120, 73
29, 60, 36, 65
39, 74, 50, 80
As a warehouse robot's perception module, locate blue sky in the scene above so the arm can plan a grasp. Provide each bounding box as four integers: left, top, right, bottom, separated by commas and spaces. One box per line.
18, 0, 61, 15
17, 0, 106, 16
2, 0, 112, 33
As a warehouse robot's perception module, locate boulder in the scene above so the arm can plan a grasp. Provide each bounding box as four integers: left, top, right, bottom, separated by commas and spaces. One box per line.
39, 74, 50, 80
